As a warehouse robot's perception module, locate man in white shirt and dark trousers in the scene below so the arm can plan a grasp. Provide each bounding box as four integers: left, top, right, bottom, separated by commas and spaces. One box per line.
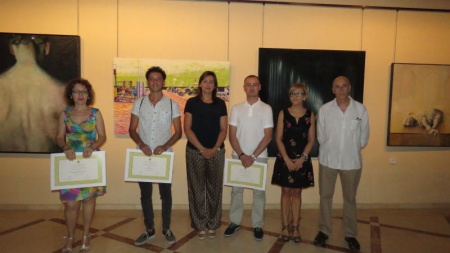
313, 76, 369, 252
224, 75, 273, 241
129, 66, 182, 246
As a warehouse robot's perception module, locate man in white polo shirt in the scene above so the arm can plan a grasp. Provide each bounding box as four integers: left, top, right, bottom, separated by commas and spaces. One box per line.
224, 75, 273, 241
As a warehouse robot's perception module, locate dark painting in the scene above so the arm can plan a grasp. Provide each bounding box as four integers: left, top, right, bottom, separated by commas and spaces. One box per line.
258, 48, 366, 157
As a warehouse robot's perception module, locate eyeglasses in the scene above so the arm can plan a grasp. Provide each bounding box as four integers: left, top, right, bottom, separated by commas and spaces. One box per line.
289, 92, 304, 97
72, 90, 88, 95
148, 77, 163, 82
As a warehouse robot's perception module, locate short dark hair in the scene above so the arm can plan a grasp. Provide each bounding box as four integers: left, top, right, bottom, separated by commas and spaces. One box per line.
244, 75, 260, 84
145, 66, 166, 80
65, 78, 95, 106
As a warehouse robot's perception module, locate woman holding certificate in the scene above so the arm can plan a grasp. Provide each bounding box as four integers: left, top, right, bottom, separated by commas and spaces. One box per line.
271, 83, 315, 243
56, 78, 106, 253
184, 71, 228, 240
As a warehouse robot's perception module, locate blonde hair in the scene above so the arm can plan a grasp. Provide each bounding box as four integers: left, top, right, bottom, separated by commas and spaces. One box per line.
289, 83, 307, 96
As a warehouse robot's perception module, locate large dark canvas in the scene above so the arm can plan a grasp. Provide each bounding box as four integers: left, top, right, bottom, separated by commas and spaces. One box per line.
0, 33, 81, 153
258, 48, 366, 157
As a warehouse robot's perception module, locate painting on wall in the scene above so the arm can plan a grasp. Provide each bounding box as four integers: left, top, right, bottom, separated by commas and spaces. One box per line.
387, 63, 450, 147
258, 48, 366, 157
0, 33, 81, 153
113, 58, 230, 136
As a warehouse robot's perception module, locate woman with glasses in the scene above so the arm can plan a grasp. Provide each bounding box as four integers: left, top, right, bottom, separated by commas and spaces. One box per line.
55, 78, 106, 253
271, 83, 315, 243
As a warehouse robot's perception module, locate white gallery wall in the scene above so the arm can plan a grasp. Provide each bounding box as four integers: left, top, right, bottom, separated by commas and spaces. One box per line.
0, 0, 449, 209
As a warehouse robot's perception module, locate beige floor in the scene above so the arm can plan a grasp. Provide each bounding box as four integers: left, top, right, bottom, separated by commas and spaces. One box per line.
0, 208, 449, 253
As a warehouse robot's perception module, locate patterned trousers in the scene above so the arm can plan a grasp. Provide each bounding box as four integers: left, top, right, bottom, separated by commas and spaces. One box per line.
186, 146, 225, 231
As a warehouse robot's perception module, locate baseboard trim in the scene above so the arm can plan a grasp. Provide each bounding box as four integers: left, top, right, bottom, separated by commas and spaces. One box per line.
1, 203, 449, 210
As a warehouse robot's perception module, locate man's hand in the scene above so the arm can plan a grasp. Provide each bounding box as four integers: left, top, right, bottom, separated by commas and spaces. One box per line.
140, 144, 153, 156
153, 145, 166, 155
240, 154, 255, 168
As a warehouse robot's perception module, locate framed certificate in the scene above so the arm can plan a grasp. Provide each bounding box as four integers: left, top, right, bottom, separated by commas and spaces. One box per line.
50, 151, 106, 190
124, 149, 174, 183
223, 158, 267, 191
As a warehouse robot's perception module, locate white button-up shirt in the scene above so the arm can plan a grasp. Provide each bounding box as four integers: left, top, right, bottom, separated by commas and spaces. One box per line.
130, 95, 180, 151
317, 97, 369, 170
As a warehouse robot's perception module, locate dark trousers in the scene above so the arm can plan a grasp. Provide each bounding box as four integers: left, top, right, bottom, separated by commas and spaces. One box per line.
139, 182, 172, 231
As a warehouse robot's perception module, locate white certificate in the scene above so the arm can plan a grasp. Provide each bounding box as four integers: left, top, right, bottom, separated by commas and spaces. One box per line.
223, 158, 267, 191
50, 151, 106, 190
124, 149, 174, 183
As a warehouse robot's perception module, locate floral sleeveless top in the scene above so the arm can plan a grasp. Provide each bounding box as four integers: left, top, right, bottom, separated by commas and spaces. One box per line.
59, 107, 106, 202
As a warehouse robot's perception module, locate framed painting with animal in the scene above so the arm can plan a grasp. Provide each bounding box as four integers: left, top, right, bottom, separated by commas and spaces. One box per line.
387, 63, 450, 147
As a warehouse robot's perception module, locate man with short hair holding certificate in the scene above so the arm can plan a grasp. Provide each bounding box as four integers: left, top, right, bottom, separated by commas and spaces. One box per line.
129, 66, 182, 246
224, 75, 273, 241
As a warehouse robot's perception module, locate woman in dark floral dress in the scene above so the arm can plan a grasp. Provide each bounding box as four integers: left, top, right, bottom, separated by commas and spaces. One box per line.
271, 83, 315, 243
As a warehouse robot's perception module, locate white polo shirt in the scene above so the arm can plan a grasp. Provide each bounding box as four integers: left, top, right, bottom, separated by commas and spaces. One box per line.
131, 95, 180, 151
229, 98, 273, 157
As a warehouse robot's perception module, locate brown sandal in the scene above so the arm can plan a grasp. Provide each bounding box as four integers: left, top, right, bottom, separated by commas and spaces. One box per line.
280, 224, 290, 242
291, 226, 302, 243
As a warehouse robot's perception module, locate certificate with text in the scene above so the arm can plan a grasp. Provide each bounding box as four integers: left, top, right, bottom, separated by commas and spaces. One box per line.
124, 149, 174, 183
50, 151, 106, 190
223, 158, 267, 191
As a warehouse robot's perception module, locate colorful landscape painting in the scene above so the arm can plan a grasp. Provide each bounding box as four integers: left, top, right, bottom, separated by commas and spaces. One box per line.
113, 58, 230, 135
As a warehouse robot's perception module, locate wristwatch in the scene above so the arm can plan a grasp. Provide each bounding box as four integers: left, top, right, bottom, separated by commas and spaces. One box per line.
250, 154, 257, 160
300, 152, 308, 161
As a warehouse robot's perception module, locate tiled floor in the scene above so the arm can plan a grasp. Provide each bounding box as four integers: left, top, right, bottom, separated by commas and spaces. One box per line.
1, 208, 449, 253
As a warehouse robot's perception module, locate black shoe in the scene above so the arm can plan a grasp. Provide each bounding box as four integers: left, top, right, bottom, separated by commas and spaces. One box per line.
134, 229, 155, 246
313, 231, 328, 247
345, 237, 360, 251
224, 223, 240, 237
163, 229, 176, 245
253, 227, 264, 241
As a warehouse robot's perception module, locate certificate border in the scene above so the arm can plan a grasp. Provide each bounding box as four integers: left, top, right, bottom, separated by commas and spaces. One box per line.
124, 149, 174, 183
50, 151, 106, 190
223, 158, 267, 191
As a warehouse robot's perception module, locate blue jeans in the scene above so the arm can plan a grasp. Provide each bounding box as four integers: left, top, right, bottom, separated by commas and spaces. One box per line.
139, 182, 172, 231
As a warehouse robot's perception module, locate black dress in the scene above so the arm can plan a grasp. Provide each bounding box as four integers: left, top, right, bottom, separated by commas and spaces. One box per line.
271, 109, 315, 188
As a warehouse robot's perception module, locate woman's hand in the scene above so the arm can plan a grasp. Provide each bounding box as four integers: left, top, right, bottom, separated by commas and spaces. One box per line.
291, 158, 305, 171
64, 147, 76, 161
201, 148, 216, 159
83, 146, 94, 158
285, 159, 298, 171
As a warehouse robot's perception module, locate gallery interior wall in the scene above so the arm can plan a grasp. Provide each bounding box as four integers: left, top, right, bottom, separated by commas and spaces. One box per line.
0, 0, 449, 210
